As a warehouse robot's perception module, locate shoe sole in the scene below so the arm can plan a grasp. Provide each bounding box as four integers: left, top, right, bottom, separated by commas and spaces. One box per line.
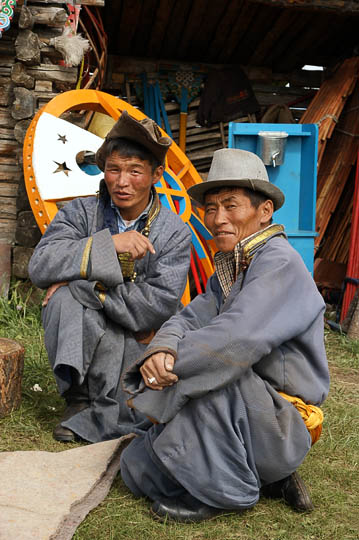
53, 433, 76, 443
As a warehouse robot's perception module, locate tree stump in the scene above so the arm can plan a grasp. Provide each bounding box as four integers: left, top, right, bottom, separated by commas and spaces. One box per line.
0, 338, 25, 418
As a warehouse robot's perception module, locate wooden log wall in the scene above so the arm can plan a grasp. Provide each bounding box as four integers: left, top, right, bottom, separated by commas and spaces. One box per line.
0, 0, 100, 288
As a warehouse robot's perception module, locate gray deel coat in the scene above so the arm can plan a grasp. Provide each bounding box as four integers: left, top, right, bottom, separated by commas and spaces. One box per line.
122, 236, 330, 508
28, 191, 192, 442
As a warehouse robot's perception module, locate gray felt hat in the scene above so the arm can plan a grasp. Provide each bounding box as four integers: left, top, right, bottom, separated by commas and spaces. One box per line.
187, 148, 285, 210
95, 110, 172, 170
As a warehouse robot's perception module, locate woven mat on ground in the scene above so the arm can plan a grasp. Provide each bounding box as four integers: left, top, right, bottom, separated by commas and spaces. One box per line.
0, 434, 134, 540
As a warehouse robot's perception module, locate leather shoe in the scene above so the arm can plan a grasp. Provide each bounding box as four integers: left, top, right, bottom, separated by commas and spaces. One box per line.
151, 494, 224, 523
261, 471, 314, 512
53, 401, 89, 442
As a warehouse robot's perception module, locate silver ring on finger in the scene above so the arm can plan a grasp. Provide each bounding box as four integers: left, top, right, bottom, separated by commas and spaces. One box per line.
148, 377, 156, 384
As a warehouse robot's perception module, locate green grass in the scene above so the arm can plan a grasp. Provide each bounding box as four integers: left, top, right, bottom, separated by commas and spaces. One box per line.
1, 285, 359, 539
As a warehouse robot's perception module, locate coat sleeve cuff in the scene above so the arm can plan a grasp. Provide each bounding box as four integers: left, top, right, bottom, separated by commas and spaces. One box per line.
88, 229, 124, 287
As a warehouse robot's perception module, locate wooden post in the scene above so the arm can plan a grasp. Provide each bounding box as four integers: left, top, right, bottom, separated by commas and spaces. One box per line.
0, 244, 11, 297
347, 297, 359, 340
0, 338, 25, 418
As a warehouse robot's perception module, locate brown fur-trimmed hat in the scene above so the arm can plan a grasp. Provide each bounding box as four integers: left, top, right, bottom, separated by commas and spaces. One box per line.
95, 110, 172, 170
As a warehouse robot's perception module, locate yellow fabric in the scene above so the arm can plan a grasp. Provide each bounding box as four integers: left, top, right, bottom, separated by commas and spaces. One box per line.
279, 392, 324, 445
80, 237, 93, 278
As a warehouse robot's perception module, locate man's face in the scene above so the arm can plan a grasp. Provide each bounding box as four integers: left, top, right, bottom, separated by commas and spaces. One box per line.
204, 188, 274, 252
104, 152, 163, 220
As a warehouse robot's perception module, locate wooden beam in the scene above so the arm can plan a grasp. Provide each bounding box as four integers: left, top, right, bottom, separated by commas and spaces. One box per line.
245, 0, 359, 13
25, 0, 104, 5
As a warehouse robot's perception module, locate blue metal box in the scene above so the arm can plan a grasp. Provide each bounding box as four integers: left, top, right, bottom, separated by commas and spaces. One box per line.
228, 123, 318, 274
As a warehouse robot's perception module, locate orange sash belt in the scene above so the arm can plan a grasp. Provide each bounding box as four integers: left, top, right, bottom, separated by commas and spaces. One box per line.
279, 392, 324, 445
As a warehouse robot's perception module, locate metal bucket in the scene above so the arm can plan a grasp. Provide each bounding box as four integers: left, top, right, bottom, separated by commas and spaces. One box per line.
258, 131, 288, 167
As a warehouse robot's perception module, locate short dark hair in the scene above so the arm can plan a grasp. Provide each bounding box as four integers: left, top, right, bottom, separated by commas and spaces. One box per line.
102, 137, 161, 172
204, 186, 271, 208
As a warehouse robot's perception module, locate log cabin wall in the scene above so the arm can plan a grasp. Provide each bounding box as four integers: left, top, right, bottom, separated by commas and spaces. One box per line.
0, 0, 103, 292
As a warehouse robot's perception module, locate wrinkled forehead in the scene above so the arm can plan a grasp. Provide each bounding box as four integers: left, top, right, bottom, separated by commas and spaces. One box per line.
204, 186, 248, 204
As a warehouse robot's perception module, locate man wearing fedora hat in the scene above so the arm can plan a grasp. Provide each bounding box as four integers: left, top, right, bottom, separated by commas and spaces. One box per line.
28, 111, 192, 443
120, 148, 329, 522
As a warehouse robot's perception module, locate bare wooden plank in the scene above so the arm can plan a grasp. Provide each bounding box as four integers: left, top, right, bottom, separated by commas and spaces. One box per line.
249, 9, 297, 66
218, 1, 259, 62
130, 0, 157, 57
0, 128, 16, 141
0, 156, 18, 166
278, 12, 336, 72
184, 1, 228, 61
147, 0, 174, 58
178, 0, 208, 57
27, 6, 68, 26
0, 196, 17, 219
27, 0, 104, 4
0, 108, 15, 129
0, 183, 18, 197
0, 218, 16, 244
160, 0, 193, 59
246, 0, 359, 13
264, 11, 313, 70
207, 0, 245, 60
230, 5, 280, 64
0, 165, 21, 181
0, 139, 18, 156
115, 0, 142, 57
0, 244, 11, 296
0, 83, 13, 107
27, 64, 78, 83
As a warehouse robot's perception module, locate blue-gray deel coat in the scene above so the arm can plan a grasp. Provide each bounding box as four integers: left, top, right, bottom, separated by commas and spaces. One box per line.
28, 193, 192, 442
122, 236, 330, 508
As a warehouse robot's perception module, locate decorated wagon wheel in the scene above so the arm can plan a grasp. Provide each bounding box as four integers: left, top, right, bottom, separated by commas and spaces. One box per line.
23, 89, 215, 304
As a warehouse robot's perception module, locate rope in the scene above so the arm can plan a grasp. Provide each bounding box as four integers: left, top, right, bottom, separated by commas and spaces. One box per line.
317, 114, 338, 126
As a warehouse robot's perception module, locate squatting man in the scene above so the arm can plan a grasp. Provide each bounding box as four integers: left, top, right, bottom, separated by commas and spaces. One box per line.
28, 111, 192, 443
121, 148, 330, 523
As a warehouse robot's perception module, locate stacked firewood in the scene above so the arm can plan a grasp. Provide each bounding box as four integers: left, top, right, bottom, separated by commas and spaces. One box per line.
301, 57, 359, 263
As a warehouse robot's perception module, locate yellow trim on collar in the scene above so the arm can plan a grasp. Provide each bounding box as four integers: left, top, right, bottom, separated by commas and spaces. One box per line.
242, 224, 285, 262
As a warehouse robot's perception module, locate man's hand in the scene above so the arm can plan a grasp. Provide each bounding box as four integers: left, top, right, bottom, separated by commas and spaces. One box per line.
140, 352, 178, 390
112, 231, 155, 260
42, 281, 68, 307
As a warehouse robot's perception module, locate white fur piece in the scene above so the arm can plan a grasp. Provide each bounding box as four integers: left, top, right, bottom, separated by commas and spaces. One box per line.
50, 27, 90, 67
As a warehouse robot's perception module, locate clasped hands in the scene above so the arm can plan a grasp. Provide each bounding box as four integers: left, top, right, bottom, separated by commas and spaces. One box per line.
140, 352, 178, 390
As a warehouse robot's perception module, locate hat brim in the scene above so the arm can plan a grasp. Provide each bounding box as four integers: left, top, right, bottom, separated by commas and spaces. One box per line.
95, 111, 172, 171
187, 178, 285, 210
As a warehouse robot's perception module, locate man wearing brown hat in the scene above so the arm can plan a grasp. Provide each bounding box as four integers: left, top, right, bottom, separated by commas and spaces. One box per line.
121, 148, 329, 522
28, 111, 192, 443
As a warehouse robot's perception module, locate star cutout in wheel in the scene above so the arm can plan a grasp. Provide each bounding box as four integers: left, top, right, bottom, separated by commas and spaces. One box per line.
53, 161, 71, 176
58, 134, 68, 144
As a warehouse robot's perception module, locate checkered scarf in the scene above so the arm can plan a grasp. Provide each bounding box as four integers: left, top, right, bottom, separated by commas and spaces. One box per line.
214, 224, 286, 299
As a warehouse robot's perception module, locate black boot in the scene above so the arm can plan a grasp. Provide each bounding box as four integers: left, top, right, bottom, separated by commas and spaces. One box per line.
53, 401, 89, 442
151, 493, 224, 523
261, 471, 314, 512
53, 374, 89, 442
